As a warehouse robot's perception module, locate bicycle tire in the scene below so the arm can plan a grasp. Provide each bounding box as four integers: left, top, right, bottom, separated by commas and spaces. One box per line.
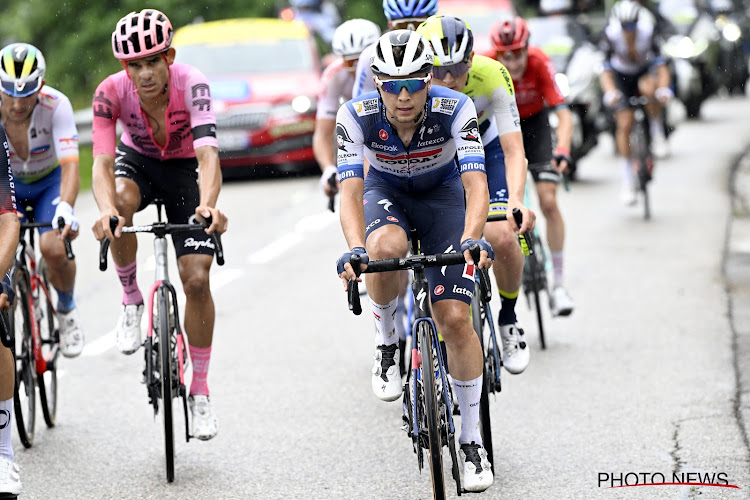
527, 243, 547, 350
36, 259, 57, 427
630, 113, 651, 220
158, 287, 175, 482
418, 321, 446, 500
472, 285, 495, 475
11, 267, 35, 448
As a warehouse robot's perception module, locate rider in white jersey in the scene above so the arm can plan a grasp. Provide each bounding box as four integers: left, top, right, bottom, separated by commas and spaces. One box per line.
315, 19, 380, 197
0, 43, 84, 357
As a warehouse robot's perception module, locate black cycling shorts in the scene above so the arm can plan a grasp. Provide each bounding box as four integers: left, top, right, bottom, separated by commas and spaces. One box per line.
612, 68, 649, 101
114, 145, 214, 259
520, 111, 560, 184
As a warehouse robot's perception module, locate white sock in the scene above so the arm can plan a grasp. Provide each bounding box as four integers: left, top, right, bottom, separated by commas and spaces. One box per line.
0, 399, 13, 462
370, 297, 399, 346
650, 116, 664, 138
551, 251, 564, 288
394, 294, 407, 342
621, 158, 633, 185
454, 375, 483, 446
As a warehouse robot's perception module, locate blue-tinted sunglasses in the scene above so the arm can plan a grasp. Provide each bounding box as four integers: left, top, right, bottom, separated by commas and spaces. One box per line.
621, 21, 637, 31
375, 75, 431, 94
1, 78, 42, 98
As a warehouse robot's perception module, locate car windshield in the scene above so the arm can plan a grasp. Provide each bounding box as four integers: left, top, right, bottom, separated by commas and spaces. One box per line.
176, 39, 314, 75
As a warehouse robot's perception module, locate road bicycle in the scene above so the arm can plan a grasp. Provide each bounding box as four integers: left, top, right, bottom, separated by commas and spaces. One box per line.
628, 96, 654, 220
347, 235, 490, 499
11, 211, 73, 448
99, 203, 224, 482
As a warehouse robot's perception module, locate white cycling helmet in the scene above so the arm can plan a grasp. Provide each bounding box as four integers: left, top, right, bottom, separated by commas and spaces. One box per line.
0, 43, 46, 97
332, 19, 381, 57
370, 30, 434, 77
611, 0, 641, 24
540, 0, 573, 14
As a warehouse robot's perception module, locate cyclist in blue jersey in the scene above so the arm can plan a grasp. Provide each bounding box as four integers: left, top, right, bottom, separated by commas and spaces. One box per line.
336, 31, 533, 492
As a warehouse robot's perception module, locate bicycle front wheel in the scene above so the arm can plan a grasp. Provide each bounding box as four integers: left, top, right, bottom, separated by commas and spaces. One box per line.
471, 286, 494, 473
417, 321, 446, 500
527, 242, 547, 350
157, 287, 175, 482
11, 267, 35, 448
36, 258, 57, 427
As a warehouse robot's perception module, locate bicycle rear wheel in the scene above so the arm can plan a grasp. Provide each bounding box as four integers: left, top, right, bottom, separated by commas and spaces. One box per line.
158, 287, 175, 482
417, 321, 446, 500
36, 259, 57, 427
11, 267, 35, 448
630, 113, 651, 220
526, 242, 547, 350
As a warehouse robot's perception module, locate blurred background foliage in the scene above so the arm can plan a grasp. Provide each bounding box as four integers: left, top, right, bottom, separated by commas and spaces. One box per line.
0, 0, 387, 108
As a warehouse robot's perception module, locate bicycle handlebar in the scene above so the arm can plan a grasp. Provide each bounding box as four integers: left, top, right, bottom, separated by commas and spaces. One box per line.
20, 216, 74, 260
99, 215, 225, 271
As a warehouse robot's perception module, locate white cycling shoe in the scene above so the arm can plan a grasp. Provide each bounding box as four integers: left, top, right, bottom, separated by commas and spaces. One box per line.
189, 395, 218, 440
372, 344, 402, 402
550, 286, 575, 317
0, 458, 21, 496
500, 323, 530, 374
58, 307, 85, 358
460, 442, 493, 492
116, 304, 144, 355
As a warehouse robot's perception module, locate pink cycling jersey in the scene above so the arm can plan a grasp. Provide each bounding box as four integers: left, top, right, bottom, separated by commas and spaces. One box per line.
92, 63, 218, 160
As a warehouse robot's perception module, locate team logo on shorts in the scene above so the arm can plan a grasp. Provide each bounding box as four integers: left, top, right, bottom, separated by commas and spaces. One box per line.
434, 285, 445, 296
336, 124, 354, 151
379, 129, 389, 140
459, 118, 481, 142
387, 216, 399, 222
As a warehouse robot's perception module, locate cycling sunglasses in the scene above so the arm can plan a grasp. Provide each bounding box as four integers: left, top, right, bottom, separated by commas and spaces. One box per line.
496, 47, 526, 60
0, 78, 42, 98
342, 56, 359, 68
432, 61, 470, 80
375, 75, 431, 94
621, 21, 637, 31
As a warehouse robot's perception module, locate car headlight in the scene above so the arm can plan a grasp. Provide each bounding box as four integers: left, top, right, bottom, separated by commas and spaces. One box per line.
664, 36, 707, 60
291, 95, 313, 114
723, 23, 742, 43
555, 73, 570, 98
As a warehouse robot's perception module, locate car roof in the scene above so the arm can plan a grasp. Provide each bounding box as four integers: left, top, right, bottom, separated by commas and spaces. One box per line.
173, 18, 311, 46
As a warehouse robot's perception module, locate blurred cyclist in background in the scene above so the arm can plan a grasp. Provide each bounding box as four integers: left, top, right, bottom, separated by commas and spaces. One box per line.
314, 19, 381, 198
418, 15, 535, 372
0, 43, 85, 357
599, 0, 672, 205
91, 9, 228, 441
352, 0, 439, 98
490, 17, 576, 317
286, 0, 341, 44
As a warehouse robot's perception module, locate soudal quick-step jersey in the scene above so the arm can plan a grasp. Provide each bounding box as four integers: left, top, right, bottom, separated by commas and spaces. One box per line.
336, 85, 485, 192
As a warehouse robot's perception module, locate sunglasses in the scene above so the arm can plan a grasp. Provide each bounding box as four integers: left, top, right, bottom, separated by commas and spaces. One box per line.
390, 18, 425, 31
0, 78, 42, 98
496, 47, 526, 60
621, 21, 637, 31
432, 61, 470, 80
375, 75, 430, 94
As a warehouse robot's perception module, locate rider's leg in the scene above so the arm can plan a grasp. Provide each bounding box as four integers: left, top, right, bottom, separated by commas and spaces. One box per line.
177, 254, 214, 393
536, 180, 564, 285
0, 347, 13, 461
484, 220, 523, 325
40, 232, 76, 308
615, 108, 637, 203
111, 177, 143, 304
640, 74, 668, 158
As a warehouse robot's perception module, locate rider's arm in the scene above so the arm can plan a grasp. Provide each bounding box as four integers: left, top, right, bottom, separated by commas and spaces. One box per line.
312, 118, 336, 173
91, 77, 122, 239
452, 98, 488, 241
195, 145, 222, 208
598, 30, 618, 94
314, 62, 342, 177
335, 104, 366, 248
51, 94, 80, 207
0, 126, 18, 283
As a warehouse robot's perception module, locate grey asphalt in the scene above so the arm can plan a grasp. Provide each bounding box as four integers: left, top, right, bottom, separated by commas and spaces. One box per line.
8, 94, 750, 499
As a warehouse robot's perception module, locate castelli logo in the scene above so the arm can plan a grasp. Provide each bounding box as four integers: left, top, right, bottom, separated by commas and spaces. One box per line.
387, 216, 399, 222
379, 129, 388, 140
434, 285, 445, 295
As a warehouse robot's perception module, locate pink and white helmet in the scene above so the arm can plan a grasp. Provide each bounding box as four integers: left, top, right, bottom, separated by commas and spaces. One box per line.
112, 9, 173, 61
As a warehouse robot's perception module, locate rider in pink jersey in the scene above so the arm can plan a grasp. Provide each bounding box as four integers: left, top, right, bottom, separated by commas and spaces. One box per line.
91, 9, 228, 441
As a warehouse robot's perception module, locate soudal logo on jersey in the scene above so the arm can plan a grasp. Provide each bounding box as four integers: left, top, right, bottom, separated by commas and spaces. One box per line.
375, 147, 443, 165
379, 129, 388, 140
431, 97, 459, 115
355, 98, 379, 116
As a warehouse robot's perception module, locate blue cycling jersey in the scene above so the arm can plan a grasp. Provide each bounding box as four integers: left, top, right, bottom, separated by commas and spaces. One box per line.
335, 85, 485, 193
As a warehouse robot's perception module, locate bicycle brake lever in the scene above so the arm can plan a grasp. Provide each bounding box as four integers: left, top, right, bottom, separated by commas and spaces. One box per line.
327, 174, 337, 213
348, 254, 362, 315
99, 215, 120, 271
202, 215, 225, 266
57, 216, 74, 260
511, 208, 532, 257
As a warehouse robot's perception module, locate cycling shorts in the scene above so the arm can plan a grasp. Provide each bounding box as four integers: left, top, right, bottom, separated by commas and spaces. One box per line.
484, 137, 509, 215
15, 166, 61, 235
612, 68, 649, 101
363, 172, 476, 306
114, 145, 214, 259
521, 110, 560, 184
